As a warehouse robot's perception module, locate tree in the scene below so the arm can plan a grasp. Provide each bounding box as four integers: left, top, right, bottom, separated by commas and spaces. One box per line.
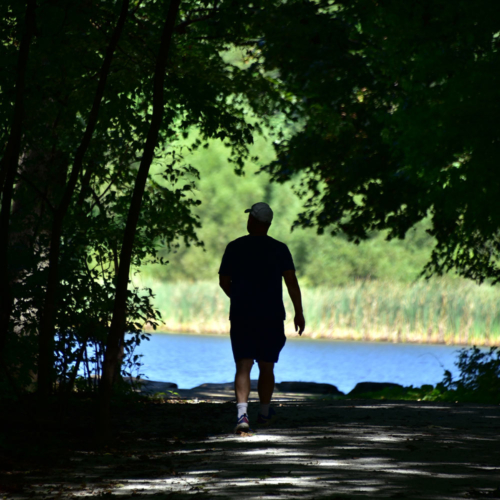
0, 0, 285, 419
0, 0, 36, 378
36, 0, 131, 398
260, 0, 500, 284
98, 0, 181, 436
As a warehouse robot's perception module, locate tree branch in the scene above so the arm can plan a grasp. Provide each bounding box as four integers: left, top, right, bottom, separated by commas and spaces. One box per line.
16, 171, 55, 213
175, 13, 218, 33
37, 0, 131, 398
0, 0, 37, 364
99, 0, 181, 440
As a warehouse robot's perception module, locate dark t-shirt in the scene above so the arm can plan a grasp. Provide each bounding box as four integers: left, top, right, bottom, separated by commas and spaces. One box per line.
219, 235, 295, 320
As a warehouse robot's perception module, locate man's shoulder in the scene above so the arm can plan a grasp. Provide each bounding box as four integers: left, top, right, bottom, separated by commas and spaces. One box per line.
267, 235, 285, 245
267, 236, 290, 250
227, 235, 250, 247
226, 235, 290, 251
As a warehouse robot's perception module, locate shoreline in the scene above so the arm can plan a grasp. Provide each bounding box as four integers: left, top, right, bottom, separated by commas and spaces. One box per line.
140, 279, 500, 347
141, 326, 489, 347
129, 378, 402, 399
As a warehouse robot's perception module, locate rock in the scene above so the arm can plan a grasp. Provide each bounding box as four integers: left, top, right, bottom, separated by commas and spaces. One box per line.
192, 382, 234, 390
348, 382, 403, 396
125, 378, 178, 394
192, 380, 260, 391
276, 381, 344, 395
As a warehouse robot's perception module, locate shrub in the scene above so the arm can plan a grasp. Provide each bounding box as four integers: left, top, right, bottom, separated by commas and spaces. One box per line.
439, 346, 500, 403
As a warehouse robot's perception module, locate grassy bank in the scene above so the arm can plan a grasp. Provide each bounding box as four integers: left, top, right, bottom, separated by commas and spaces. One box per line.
136, 279, 500, 345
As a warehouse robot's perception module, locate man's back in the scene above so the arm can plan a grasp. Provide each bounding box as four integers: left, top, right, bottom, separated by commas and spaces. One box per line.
219, 235, 294, 320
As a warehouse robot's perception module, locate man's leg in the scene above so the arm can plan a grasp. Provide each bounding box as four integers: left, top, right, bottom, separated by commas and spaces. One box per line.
235, 358, 254, 403
257, 360, 275, 409
234, 358, 253, 432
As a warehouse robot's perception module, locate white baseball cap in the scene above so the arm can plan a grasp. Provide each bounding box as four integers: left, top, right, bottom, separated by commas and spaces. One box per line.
245, 202, 274, 223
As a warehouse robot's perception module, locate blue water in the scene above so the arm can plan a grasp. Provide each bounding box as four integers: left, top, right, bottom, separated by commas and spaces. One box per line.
131, 332, 467, 394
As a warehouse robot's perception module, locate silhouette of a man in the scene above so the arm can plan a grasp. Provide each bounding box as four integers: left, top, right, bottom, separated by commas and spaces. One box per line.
219, 202, 305, 433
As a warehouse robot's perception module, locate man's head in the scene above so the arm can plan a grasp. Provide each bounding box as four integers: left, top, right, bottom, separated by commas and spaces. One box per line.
245, 202, 273, 235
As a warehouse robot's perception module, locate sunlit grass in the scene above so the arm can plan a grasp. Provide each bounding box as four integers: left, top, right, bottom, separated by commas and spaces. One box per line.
137, 279, 500, 345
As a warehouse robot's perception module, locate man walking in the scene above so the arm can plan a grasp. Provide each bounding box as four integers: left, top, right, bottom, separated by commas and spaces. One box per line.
219, 202, 305, 433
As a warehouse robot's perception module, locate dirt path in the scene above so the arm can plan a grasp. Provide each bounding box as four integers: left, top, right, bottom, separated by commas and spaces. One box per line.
1, 394, 500, 499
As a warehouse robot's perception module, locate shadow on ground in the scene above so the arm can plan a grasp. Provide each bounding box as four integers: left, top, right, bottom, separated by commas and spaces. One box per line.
1, 398, 500, 499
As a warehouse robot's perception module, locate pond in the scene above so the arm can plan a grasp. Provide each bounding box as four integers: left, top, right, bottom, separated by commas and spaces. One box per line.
131, 332, 468, 394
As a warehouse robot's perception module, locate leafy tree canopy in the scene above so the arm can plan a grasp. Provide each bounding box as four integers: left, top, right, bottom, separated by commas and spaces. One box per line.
0, 0, 287, 397
259, 0, 500, 283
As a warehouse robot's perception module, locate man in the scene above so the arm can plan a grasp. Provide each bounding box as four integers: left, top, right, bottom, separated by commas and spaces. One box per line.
219, 202, 306, 433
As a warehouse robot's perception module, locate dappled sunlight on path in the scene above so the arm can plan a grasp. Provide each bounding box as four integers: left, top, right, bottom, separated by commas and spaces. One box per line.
4, 400, 500, 499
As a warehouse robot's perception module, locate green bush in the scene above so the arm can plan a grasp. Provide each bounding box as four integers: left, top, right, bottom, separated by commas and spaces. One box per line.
348, 347, 500, 404
439, 347, 500, 403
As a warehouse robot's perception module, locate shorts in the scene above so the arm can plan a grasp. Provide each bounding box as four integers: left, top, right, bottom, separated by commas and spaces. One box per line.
230, 318, 286, 363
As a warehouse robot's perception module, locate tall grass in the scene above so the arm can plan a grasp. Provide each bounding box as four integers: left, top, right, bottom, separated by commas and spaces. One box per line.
138, 278, 500, 345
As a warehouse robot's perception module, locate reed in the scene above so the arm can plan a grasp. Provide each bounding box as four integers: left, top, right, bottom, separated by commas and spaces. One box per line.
140, 279, 500, 345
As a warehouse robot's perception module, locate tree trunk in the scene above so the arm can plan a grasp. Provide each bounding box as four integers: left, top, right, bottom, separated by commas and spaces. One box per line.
36, 0, 130, 398
0, 0, 37, 370
98, 0, 181, 441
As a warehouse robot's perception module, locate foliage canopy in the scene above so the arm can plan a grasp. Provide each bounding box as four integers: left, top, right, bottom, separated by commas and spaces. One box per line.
0, 0, 284, 401
260, 0, 500, 284
1, 0, 500, 420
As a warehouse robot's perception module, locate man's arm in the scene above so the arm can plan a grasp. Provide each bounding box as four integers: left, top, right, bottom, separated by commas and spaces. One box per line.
219, 274, 231, 298
283, 270, 305, 335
